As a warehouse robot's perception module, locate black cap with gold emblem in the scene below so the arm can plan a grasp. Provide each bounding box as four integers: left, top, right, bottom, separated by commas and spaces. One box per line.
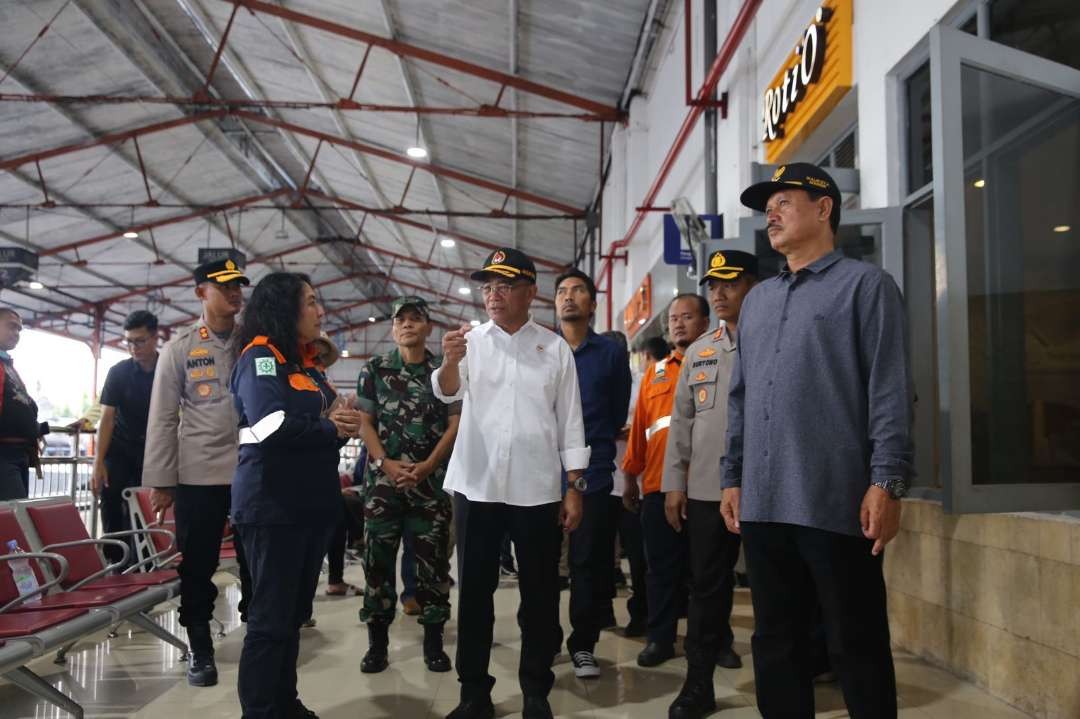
739, 162, 842, 219
193, 258, 250, 286
698, 250, 759, 285
470, 247, 537, 283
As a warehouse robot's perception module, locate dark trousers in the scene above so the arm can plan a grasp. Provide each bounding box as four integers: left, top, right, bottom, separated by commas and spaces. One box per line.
0, 446, 30, 500
617, 498, 648, 624
327, 515, 346, 585
567, 491, 617, 654
741, 522, 897, 719
174, 484, 251, 628
685, 499, 740, 666
100, 451, 142, 564
453, 492, 561, 701
236, 523, 331, 719
640, 492, 687, 646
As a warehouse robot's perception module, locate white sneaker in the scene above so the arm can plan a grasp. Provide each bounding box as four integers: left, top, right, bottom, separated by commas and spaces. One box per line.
571, 650, 600, 679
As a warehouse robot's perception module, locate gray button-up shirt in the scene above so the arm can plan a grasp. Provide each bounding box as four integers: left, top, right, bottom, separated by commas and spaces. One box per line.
721, 250, 914, 537
142, 319, 240, 488
662, 325, 736, 502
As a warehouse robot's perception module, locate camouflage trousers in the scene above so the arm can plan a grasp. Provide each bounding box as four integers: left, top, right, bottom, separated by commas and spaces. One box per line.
359, 478, 452, 625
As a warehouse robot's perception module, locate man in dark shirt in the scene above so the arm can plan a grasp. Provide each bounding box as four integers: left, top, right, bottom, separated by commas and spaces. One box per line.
721, 163, 914, 718
0, 307, 47, 500
554, 269, 632, 680
93, 310, 159, 564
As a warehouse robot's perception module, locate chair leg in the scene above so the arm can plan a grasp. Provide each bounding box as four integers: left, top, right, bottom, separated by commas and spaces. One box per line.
3, 666, 84, 719
54, 641, 77, 665
127, 611, 189, 655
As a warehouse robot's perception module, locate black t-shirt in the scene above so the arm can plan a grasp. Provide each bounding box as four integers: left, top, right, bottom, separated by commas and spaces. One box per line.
0, 357, 39, 442
100, 357, 156, 458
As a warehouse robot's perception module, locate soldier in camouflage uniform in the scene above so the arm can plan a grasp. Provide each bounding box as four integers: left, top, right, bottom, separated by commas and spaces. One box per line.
356, 295, 461, 675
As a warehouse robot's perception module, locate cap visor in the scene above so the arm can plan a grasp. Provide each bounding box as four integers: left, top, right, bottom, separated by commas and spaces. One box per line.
698, 269, 743, 285
470, 268, 519, 281
740, 180, 811, 211
213, 273, 249, 286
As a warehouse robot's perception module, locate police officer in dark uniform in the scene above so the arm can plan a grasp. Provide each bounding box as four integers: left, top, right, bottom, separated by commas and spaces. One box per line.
230, 271, 363, 719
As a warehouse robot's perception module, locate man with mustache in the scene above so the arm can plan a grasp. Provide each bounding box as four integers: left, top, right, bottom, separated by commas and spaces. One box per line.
554, 268, 631, 679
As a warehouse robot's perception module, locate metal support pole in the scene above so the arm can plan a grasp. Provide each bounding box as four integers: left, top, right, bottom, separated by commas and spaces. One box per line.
704, 0, 718, 217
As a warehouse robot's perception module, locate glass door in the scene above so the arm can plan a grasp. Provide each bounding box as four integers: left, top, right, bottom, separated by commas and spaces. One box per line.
930, 25, 1080, 512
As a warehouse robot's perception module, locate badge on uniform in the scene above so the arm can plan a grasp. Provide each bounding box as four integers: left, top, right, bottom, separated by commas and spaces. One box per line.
697, 347, 716, 358
198, 327, 210, 341
694, 371, 707, 381
698, 388, 708, 404
255, 357, 276, 376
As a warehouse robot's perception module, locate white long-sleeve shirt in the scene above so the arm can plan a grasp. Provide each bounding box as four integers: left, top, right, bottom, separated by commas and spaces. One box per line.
432, 318, 590, 506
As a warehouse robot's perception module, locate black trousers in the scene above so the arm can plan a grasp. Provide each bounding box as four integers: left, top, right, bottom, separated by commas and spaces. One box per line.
617, 498, 648, 625
100, 450, 142, 564
566, 491, 617, 654
327, 515, 346, 585
640, 492, 687, 647
0, 445, 30, 500
236, 523, 332, 719
741, 522, 896, 719
453, 492, 561, 701
685, 499, 740, 666
174, 484, 251, 628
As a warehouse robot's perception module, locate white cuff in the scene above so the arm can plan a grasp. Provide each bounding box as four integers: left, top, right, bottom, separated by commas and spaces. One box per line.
560, 446, 591, 472
431, 365, 465, 403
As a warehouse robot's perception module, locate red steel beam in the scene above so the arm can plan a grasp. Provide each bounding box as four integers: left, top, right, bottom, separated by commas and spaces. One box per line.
40, 189, 288, 257
598, 0, 762, 328
0, 111, 226, 174
225, 0, 623, 120
237, 112, 581, 215
200, 3, 241, 96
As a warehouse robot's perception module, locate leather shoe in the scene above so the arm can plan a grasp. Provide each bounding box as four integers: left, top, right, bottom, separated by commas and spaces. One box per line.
186, 653, 218, 687
668, 680, 716, 719
716, 647, 742, 669
445, 698, 495, 719
286, 699, 319, 718
522, 695, 554, 719
637, 642, 675, 667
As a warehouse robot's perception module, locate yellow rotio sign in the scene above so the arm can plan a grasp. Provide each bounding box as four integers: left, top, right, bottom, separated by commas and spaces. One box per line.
761, 0, 853, 163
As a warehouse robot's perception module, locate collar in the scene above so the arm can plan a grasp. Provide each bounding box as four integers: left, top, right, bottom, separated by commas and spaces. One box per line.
385, 347, 434, 371
561, 327, 597, 353
301, 343, 322, 370
780, 249, 844, 276
484, 315, 538, 338
0, 350, 11, 362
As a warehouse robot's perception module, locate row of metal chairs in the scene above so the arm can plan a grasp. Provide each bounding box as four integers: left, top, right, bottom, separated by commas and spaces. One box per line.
0, 489, 228, 718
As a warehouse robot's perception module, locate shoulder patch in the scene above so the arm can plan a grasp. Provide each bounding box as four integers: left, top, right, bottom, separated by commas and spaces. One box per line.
697, 347, 716, 358
254, 356, 277, 377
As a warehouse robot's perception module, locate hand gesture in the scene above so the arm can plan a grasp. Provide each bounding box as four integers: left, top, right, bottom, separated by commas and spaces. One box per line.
442, 324, 470, 366
329, 406, 363, 438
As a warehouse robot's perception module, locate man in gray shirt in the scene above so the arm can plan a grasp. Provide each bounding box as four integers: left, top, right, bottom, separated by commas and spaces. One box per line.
721, 163, 914, 718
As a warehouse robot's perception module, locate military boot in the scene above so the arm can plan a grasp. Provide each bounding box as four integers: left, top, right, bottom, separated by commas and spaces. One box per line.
186, 624, 218, 687
668, 657, 716, 719
423, 622, 451, 672
361, 622, 390, 673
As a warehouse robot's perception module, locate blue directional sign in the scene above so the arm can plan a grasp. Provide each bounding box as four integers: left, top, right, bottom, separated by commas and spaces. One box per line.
663, 214, 723, 265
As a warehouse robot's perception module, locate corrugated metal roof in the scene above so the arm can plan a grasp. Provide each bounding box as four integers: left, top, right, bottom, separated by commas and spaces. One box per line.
0, 0, 653, 360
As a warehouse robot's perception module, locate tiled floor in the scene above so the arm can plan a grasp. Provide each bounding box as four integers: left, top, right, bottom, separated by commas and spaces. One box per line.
1, 564, 1033, 718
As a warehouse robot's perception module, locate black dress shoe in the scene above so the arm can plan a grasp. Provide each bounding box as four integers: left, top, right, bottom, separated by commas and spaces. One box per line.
668, 680, 716, 719
716, 647, 742, 669
623, 618, 647, 637
286, 699, 319, 718
445, 698, 495, 719
522, 695, 554, 719
637, 642, 675, 667
186, 653, 218, 686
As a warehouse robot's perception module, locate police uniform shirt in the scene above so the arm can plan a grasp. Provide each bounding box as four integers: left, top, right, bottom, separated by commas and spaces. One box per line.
661, 325, 736, 502
99, 358, 155, 460
431, 318, 590, 506
142, 319, 240, 488
356, 347, 462, 492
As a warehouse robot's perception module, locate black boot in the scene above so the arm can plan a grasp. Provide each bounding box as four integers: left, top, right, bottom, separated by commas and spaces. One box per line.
185, 624, 218, 687
423, 623, 451, 673
668, 661, 716, 719
361, 622, 389, 673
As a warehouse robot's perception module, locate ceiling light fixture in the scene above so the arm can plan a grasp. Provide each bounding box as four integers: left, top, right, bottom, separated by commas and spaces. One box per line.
28, 281, 44, 290
973, 179, 986, 188
406, 116, 428, 159
440, 237, 456, 248
340, 349, 350, 358
123, 231, 139, 239
458, 287, 471, 295
1053, 225, 1071, 233
368, 316, 376, 323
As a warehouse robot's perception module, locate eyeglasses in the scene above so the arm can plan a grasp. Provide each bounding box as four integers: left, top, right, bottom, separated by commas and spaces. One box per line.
123, 336, 154, 348
479, 282, 524, 296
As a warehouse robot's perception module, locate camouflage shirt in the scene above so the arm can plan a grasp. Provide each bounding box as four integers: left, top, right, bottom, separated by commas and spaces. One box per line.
356, 348, 461, 493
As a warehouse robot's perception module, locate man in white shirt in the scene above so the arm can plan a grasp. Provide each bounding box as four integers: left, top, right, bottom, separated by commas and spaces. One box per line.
433, 247, 590, 719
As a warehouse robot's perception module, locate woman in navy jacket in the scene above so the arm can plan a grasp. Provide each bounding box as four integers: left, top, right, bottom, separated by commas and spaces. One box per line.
230, 272, 362, 719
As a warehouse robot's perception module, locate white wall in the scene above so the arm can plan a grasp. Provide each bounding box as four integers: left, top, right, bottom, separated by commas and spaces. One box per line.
598, 0, 966, 332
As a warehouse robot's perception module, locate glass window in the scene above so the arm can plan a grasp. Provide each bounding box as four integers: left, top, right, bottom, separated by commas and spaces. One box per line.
961, 64, 1080, 485
903, 196, 940, 489
990, 0, 1080, 72
906, 62, 934, 193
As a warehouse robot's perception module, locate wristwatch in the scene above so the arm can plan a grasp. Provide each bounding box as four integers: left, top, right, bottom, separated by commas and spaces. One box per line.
873, 477, 908, 500
569, 475, 587, 492
371, 455, 385, 472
